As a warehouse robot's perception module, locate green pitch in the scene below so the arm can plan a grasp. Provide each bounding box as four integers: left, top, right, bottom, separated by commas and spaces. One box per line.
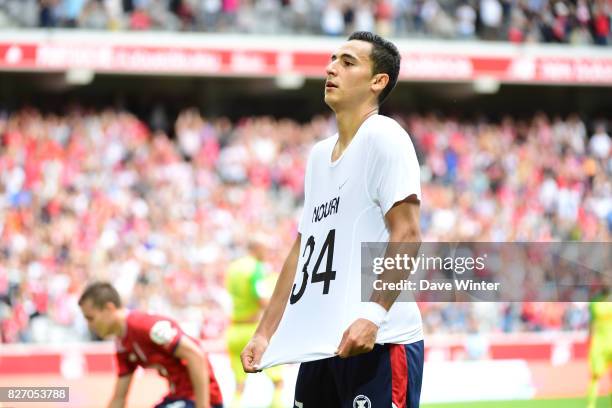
423, 396, 611, 408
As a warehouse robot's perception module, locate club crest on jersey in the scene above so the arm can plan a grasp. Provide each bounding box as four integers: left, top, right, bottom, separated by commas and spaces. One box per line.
128, 353, 137, 362
312, 196, 340, 223
353, 395, 371, 408
150, 320, 177, 345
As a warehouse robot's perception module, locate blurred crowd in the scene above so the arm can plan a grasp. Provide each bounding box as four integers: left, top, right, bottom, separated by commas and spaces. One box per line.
0, 106, 610, 344
0, 0, 610, 45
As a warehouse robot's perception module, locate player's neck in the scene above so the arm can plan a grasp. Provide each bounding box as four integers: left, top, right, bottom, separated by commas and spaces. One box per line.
115, 308, 129, 338
334, 106, 378, 153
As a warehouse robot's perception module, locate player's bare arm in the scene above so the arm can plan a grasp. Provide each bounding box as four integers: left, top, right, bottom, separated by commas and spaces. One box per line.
107, 373, 133, 408
372, 198, 421, 309
241, 234, 301, 372
175, 336, 210, 408
336, 199, 421, 358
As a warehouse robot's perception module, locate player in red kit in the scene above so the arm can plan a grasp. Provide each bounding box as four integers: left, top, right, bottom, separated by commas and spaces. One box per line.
79, 282, 223, 408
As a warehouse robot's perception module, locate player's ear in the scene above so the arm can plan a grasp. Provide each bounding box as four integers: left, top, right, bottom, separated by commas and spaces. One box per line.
371, 73, 389, 94
104, 301, 117, 312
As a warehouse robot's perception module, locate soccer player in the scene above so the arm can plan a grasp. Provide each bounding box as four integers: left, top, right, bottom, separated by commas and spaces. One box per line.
225, 238, 283, 407
587, 285, 612, 408
78, 282, 224, 408
241, 31, 424, 407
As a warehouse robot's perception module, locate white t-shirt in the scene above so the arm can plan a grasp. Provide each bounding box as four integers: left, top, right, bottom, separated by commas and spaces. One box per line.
260, 115, 423, 368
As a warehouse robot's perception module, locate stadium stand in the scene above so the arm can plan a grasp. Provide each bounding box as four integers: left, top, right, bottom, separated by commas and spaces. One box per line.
0, 0, 610, 45
0, 107, 609, 343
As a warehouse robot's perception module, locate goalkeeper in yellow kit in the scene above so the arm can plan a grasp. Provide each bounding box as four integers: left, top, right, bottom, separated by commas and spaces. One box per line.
226, 237, 283, 408
587, 284, 612, 408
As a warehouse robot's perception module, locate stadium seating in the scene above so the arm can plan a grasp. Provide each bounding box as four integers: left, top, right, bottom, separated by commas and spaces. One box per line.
0, 0, 610, 45
0, 108, 609, 343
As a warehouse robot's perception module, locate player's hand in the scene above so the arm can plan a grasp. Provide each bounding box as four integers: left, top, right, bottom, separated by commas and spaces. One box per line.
335, 318, 378, 358
241, 334, 268, 373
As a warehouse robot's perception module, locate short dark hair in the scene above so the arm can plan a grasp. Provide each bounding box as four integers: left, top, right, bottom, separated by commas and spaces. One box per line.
79, 282, 122, 309
347, 31, 400, 105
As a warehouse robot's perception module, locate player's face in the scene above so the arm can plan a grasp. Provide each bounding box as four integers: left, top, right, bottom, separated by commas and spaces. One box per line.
80, 299, 116, 339
324, 40, 376, 111
252, 242, 268, 261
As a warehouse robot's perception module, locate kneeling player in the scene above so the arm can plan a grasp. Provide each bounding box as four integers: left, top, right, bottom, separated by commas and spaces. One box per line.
79, 282, 223, 408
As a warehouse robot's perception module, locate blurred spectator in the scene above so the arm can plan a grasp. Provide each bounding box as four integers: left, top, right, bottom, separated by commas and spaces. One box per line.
420, 0, 440, 35
38, 0, 59, 27
569, 0, 591, 44
354, 0, 375, 33
199, 0, 222, 31
169, 0, 196, 30
129, 3, 152, 30
220, 0, 238, 31
589, 123, 611, 159
375, 0, 394, 36
479, 0, 503, 40
321, 0, 345, 36
80, 0, 109, 29
552, 1, 570, 42
456, 1, 477, 39
59, 0, 87, 27
104, 0, 123, 29
592, 2, 611, 45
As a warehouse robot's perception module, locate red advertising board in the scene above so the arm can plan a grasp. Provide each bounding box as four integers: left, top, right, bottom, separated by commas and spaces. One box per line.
1, 35, 612, 84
